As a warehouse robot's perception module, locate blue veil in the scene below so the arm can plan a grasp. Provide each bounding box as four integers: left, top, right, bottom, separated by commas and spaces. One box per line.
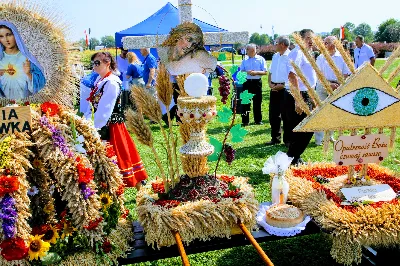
0, 20, 46, 97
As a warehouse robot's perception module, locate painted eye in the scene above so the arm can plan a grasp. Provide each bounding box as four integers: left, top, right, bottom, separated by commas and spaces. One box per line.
331, 87, 400, 116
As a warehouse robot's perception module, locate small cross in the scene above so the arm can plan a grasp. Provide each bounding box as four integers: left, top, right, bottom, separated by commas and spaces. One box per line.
123, 0, 248, 49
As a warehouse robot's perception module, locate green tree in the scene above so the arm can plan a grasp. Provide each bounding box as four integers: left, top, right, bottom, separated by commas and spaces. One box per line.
375, 18, 399, 42
343, 22, 355, 32
353, 23, 374, 42
383, 22, 400, 42
78, 38, 87, 49
100, 35, 115, 48
331, 27, 354, 41
89, 37, 100, 50
249, 33, 260, 45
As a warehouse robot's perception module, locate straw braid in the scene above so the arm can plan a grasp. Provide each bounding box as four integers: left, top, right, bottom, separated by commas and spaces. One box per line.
333, 40, 356, 74
290, 61, 322, 106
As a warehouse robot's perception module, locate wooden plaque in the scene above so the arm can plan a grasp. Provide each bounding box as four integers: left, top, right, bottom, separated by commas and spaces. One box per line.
0, 106, 32, 134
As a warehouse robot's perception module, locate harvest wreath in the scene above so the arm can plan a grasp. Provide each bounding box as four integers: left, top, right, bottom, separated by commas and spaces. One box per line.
286, 162, 400, 265
0, 103, 132, 265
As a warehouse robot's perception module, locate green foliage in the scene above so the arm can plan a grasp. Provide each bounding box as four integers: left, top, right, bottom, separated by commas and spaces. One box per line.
331, 27, 354, 41
383, 22, 400, 42
230, 124, 248, 143
89, 37, 100, 49
249, 33, 271, 46
102, 202, 121, 235
208, 137, 223, 162
100, 35, 115, 48
353, 23, 374, 42
343, 22, 355, 32
240, 90, 254, 104
217, 106, 233, 123
375, 18, 399, 42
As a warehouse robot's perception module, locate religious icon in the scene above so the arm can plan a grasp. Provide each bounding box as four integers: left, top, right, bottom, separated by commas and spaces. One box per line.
0, 20, 46, 100
158, 22, 217, 76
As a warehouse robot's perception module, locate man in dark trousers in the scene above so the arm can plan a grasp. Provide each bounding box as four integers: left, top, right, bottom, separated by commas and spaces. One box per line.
240, 43, 267, 126
285, 29, 317, 165
266, 36, 291, 146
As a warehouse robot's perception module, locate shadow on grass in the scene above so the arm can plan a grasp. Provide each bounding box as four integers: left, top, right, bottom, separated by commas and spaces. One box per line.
215, 233, 337, 266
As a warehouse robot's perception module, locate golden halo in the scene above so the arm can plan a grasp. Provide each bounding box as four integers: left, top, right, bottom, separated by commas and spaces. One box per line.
0, 1, 74, 107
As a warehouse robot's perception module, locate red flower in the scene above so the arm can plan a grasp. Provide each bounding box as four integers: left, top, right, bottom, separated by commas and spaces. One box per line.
0, 176, 19, 196
220, 175, 235, 183
116, 185, 124, 196
0, 237, 29, 261
151, 182, 165, 194
24, 101, 30, 106
101, 240, 112, 253
84, 217, 103, 231
121, 209, 129, 219
31, 224, 51, 236
9, 100, 16, 104
223, 188, 241, 198
41, 102, 60, 116
207, 186, 218, 195
154, 200, 180, 209
105, 144, 116, 158
101, 182, 108, 190
77, 164, 94, 184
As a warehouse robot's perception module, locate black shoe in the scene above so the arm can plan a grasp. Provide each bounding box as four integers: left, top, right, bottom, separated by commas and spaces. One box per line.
241, 123, 249, 127
141, 180, 147, 186
254, 122, 263, 125
291, 158, 304, 166
284, 142, 290, 148
265, 140, 280, 146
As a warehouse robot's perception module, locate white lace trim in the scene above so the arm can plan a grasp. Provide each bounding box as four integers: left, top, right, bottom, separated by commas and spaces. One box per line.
256, 203, 311, 237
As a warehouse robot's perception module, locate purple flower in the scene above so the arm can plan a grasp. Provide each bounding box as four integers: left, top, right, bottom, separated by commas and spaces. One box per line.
188, 189, 199, 200
0, 195, 17, 239
207, 186, 218, 195
40, 116, 73, 158
80, 183, 95, 200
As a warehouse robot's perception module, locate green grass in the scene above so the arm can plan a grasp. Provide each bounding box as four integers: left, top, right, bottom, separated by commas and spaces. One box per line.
125, 58, 400, 266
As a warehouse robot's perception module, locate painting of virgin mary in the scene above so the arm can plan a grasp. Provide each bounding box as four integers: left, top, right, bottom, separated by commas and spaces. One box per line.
0, 20, 46, 100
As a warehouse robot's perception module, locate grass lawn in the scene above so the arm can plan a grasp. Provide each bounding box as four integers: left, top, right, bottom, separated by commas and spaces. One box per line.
125, 58, 400, 266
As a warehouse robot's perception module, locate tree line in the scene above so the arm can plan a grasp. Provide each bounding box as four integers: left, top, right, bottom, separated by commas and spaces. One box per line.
248, 18, 400, 46
78, 35, 115, 50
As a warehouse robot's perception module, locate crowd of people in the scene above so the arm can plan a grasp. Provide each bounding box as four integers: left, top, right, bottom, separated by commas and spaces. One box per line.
78, 29, 377, 186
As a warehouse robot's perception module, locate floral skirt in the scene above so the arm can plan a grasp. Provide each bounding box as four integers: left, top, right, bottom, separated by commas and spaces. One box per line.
109, 123, 148, 187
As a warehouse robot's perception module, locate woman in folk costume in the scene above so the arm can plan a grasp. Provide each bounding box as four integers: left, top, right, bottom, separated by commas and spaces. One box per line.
85, 51, 147, 190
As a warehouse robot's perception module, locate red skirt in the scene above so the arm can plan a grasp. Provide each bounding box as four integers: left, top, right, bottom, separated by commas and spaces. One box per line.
109, 123, 148, 187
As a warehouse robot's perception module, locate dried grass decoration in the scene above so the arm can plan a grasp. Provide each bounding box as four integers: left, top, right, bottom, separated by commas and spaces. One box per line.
286, 162, 400, 265
0, 102, 132, 265
0, 1, 75, 107
127, 71, 259, 249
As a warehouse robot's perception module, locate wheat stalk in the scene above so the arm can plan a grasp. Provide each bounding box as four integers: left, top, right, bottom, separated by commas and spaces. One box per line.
176, 74, 189, 97
289, 82, 311, 116
156, 64, 174, 107
333, 40, 356, 74
379, 45, 400, 75
293, 33, 333, 95
131, 85, 162, 122
125, 109, 169, 192
312, 35, 345, 84
387, 64, 400, 84
290, 61, 322, 107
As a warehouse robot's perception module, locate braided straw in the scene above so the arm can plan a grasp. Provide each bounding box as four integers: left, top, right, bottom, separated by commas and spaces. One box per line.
379, 45, 400, 75
312, 35, 345, 84
176, 74, 189, 97
290, 61, 322, 106
293, 33, 333, 95
333, 40, 356, 74
289, 82, 311, 116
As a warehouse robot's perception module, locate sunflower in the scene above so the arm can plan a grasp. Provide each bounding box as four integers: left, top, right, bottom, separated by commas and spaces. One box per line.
27, 235, 50, 261
100, 193, 112, 210
61, 221, 76, 239
41, 225, 59, 244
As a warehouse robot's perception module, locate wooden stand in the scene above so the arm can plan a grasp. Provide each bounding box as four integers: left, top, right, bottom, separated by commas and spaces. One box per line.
238, 223, 274, 266
173, 231, 190, 266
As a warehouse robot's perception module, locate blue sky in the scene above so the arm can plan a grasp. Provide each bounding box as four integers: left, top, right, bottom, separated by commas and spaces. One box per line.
56, 0, 399, 42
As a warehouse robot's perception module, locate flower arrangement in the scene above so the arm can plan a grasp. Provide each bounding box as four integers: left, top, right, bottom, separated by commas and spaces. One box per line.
287, 162, 400, 265
0, 102, 132, 265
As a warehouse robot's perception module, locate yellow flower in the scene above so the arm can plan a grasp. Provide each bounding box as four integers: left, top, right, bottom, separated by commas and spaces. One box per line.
61, 221, 76, 239
32, 158, 43, 169
42, 225, 59, 244
43, 203, 54, 214
100, 193, 113, 210
28, 235, 50, 261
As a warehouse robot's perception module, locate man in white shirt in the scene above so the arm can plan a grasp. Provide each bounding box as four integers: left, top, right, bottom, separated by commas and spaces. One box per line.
354, 35, 375, 68
116, 47, 129, 89
314, 36, 351, 145
266, 36, 291, 146
285, 29, 317, 165
240, 43, 267, 126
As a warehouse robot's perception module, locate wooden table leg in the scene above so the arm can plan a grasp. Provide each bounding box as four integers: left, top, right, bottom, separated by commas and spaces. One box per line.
238, 223, 274, 266
173, 231, 190, 266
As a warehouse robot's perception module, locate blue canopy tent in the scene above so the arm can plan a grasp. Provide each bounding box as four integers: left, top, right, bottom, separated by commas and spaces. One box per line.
115, 2, 229, 61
